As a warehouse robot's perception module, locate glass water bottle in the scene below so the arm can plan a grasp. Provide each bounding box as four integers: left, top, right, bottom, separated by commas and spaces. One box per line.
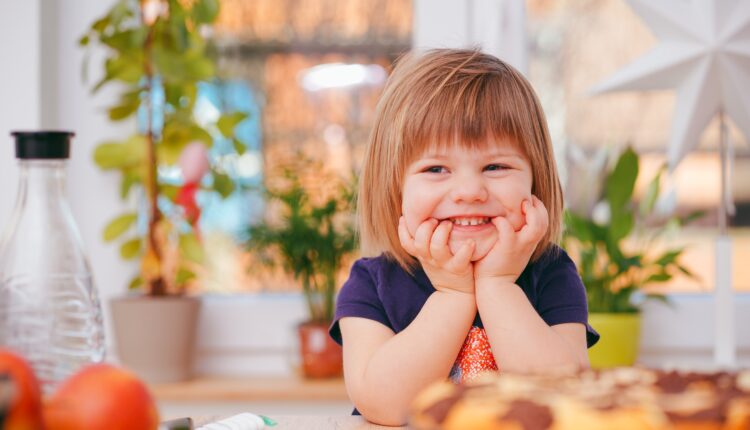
0, 131, 105, 393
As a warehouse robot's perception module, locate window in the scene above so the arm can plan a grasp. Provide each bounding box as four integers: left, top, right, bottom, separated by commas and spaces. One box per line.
526, 0, 750, 292
192, 0, 412, 292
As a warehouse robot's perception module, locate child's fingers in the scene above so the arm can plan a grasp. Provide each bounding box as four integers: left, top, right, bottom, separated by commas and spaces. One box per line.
519, 197, 549, 244
397, 217, 419, 256
413, 218, 439, 259
491, 216, 515, 246
445, 239, 474, 272
429, 221, 453, 263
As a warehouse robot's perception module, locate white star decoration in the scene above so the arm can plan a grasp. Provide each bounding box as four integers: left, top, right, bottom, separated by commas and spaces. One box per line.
590, 0, 750, 170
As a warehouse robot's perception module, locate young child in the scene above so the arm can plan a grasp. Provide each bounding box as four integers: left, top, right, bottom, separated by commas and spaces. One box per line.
328, 49, 600, 426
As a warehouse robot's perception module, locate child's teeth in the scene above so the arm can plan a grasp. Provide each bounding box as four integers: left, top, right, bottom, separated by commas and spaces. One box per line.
451, 217, 489, 226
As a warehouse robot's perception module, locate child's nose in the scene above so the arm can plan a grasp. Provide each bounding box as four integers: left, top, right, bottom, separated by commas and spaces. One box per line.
450, 175, 488, 203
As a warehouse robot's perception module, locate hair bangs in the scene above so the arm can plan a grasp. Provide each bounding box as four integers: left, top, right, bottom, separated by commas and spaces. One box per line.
400, 70, 528, 167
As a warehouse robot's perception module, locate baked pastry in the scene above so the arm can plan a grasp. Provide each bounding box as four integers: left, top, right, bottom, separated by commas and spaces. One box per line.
409, 368, 750, 430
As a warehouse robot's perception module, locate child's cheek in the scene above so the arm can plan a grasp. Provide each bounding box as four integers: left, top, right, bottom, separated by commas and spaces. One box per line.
401, 201, 431, 237
401, 212, 421, 237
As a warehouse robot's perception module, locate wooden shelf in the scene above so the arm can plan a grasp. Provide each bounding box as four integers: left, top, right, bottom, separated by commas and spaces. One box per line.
150, 376, 349, 402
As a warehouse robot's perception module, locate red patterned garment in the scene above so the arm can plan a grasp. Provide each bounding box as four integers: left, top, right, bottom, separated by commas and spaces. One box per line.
449, 326, 499, 383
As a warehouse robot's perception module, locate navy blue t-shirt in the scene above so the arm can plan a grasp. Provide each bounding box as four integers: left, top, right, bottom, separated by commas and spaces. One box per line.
330, 245, 599, 347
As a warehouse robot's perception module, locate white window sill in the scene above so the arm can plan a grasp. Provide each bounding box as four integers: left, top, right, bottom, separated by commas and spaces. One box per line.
114, 292, 750, 377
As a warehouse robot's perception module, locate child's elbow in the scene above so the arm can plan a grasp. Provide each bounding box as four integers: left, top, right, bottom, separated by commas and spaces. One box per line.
357, 406, 409, 427
350, 390, 409, 426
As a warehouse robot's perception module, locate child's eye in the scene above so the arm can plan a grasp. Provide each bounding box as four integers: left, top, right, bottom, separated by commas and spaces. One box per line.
423, 166, 447, 174
484, 164, 508, 172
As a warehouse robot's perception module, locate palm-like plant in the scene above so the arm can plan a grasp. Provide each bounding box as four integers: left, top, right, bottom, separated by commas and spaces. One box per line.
564, 146, 702, 313
247, 162, 357, 323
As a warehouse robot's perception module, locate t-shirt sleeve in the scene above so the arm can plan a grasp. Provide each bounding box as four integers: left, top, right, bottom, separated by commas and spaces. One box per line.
536, 250, 600, 348
328, 259, 392, 345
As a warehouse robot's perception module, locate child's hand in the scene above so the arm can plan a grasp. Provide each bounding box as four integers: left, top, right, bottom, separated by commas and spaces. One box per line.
398, 217, 475, 295
474, 196, 549, 285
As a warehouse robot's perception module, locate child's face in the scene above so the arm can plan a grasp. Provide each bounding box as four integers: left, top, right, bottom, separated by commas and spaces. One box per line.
401, 138, 533, 261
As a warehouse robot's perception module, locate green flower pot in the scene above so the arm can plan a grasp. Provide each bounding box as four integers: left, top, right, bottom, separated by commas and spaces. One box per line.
587, 313, 641, 369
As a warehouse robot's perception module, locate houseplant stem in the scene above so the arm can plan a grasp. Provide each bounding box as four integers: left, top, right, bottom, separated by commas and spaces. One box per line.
141, 5, 166, 297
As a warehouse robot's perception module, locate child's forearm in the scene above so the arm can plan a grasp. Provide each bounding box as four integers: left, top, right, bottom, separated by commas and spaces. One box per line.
475, 280, 581, 373
350, 290, 476, 426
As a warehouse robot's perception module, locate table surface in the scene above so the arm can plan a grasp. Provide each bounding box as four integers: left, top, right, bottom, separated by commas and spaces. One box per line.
151, 376, 349, 402
194, 415, 406, 429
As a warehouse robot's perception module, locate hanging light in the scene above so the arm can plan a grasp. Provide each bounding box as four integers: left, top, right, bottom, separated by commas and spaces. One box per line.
299, 63, 387, 92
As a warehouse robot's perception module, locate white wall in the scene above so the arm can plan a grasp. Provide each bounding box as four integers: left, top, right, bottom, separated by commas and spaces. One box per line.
413, 0, 528, 74
0, 1, 41, 228
0, 0, 135, 353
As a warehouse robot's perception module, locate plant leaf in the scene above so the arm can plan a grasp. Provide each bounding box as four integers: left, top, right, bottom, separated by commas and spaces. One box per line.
93, 135, 146, 170
176, 267, 196, 286
213, 172, 233, 198
179, 233, 204, 264
91, 16, 110, 33
639, 165, 663, 216
120, 237, 142, 259
679, 210, 706, 226
217, 112, 248, 137
120, 169, 142, 199
646, 273, 673, 284
128, 275, 143, 291
232, 138, 247, 155
656, 249, 683, 266
103, 213, 138, 242
563, 211, 595, 243
161, 184, 180, 201
608, 211, 634, 243
606, 146, 638, 211
645, 293, 670, 305
193, 0, 220, 24
677, 264, 698, 279
108, 102, 140, 121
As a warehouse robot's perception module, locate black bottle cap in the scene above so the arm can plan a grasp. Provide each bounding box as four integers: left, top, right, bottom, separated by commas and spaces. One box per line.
11, 131, 74, 159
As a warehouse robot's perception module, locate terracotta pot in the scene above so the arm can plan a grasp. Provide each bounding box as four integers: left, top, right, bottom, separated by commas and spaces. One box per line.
298, 321, 342, 378
110, 295, 201, 383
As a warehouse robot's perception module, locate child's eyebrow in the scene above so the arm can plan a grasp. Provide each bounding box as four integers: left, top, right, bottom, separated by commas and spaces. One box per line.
418, 151, 524, 160
417, 153, 449, 160
417, 149, 525, 160
486, 152, 526, 161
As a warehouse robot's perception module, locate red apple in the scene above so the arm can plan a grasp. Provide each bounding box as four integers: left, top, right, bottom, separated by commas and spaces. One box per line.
43, 363, 159, 430
0, 349, 45, 430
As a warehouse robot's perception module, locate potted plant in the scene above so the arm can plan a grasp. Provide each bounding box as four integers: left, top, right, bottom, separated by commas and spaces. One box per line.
80, 0, 247, 382
246, 159, 357, 378
563, 146, 702, 368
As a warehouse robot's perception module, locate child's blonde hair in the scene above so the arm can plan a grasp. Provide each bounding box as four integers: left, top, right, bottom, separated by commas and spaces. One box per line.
358, 48, 563, 271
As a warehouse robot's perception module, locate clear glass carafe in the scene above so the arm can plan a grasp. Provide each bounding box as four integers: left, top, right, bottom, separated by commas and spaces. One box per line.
0, 131, 105, 393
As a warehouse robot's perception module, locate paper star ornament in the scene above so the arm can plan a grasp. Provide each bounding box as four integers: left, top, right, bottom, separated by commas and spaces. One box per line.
590, 0, 750, 170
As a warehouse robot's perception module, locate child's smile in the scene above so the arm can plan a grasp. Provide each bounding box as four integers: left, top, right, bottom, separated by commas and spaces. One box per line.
401, 139, 533, 261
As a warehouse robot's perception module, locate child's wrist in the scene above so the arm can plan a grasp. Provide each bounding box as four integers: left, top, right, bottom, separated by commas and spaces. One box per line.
432, 288, 477, 308
475, 275, 518, 290
434, 287, 475, 297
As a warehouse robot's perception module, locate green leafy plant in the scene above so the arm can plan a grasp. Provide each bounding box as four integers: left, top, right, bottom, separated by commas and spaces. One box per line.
563, 146, 702, 313
246, 161, 357, 323
81, 0, 247, 295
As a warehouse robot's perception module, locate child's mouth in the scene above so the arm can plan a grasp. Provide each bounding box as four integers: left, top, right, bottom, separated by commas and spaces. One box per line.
446, 216, 492, 227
